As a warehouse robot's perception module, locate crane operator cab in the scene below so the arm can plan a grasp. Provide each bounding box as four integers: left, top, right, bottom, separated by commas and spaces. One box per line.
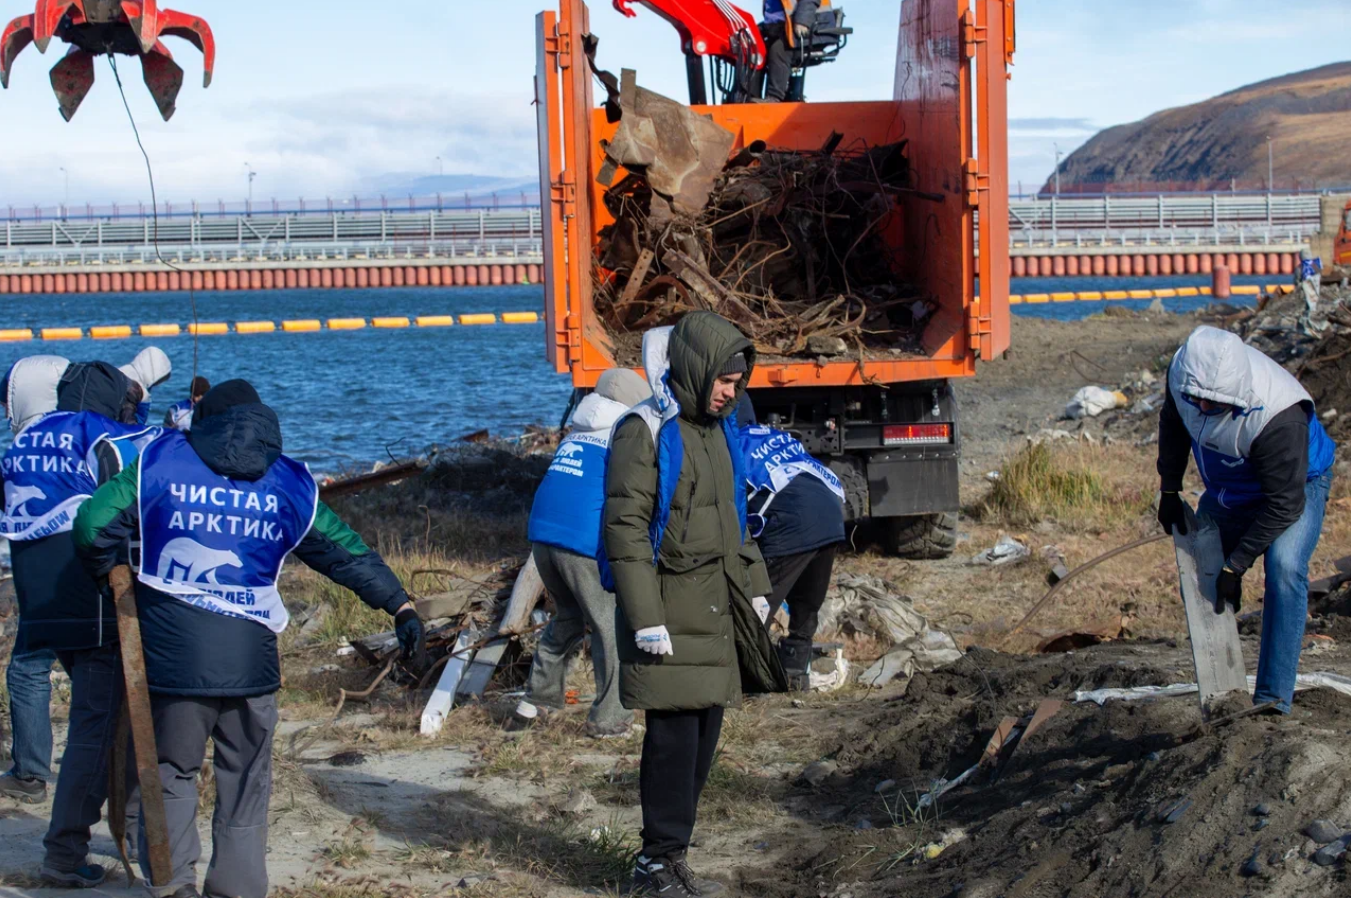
750, 1, 851, 104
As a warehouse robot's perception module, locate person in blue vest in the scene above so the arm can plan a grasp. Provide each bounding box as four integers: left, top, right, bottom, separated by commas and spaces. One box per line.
735, 394, 846, 690
163, 376, 211, 432
0, 355, 69, 805
760, 0, 820, 101
1157, 326, 1336, 714
73, 379, 425, 898
0, 359, 157, 886
515, 368, 653, 738
120, 346, 172, 426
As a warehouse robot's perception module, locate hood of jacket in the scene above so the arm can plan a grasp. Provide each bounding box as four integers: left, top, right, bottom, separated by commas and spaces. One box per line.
642, 312, 754, 425
1172, 326, 1257, 411
569, 392, 632, 435
4, 355, 70, 433
187, 403, 283, 481
120, 346, 172, 396
56, 361, 131, 420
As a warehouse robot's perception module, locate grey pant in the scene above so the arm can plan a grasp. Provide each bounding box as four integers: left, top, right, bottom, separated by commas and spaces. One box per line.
140, 694, 277, 898
529, 543, 630, 729
43, 643, 122, 873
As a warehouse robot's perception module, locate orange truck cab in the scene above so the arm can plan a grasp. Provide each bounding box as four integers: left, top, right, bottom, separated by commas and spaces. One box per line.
1337, 200, 1351, 266
535, 0, 1014, 556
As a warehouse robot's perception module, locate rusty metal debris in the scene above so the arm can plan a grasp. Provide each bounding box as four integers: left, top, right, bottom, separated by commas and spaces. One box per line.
589, 72, 934, 360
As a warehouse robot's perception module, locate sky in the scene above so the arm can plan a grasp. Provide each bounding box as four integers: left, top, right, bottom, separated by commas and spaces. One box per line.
1, 0, 1348, 208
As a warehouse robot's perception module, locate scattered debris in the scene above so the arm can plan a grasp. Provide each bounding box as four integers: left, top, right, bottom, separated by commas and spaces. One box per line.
970, 535, 1030, 567
318, 457, 429, 501
859, 631, 963, 689
799, 760, 839, 788
1073, 671, 1351, 705
1065, 386, 1128, 420
1159, 797, 1193, 824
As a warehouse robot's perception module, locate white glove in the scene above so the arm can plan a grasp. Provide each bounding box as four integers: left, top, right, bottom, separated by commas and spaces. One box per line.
753, 596, 771, 625
635, 626, 674, 656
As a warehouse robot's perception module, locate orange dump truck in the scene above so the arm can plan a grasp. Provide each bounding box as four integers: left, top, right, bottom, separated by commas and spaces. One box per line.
535, 0, 1014, 556
1337, 199, 1351, 266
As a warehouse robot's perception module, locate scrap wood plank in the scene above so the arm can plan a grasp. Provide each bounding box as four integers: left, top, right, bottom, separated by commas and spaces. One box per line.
618, 248, 656, 306
457, 637, 511, 700
1173, 505, 1247, 718
420, 629, 477, 737
499, 555, 545, 636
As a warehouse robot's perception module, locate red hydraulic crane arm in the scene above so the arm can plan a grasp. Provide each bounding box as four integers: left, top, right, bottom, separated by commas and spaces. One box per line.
613, 0, 765, 69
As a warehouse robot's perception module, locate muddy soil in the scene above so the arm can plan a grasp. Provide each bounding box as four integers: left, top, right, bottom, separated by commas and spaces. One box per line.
737, 641, 1351, 898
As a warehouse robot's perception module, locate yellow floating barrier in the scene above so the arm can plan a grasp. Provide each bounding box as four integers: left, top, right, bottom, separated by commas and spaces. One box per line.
283, 319, 322, 332
1050, 292, 1076, 303
373, 317, 411, 328
459, 313, 497, 325
188, 322, 229, 335
1075, 291, 1103, 301
1022, 294, 1050, 304
1199, 286, 1213, 295
1127, 289, 1154, 299
1103, 290, 1130, 300
328, 318, 367, 330
1265, 284, 1281, 294
1176, 287, 1200, 297
415, 315, 455, 327
90, 325, 133, 340
41, 327, 82, 341
1007, 295, 1024, 305
1232, 285, 1261, 296
236, 321, 276, 334
0, 329, 33, 342
1154, 288, 1178, 298
501, 311, 540, 324
140, 323, 181, 337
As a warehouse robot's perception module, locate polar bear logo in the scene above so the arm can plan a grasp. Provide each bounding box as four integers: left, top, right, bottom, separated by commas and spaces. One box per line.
156, 537, 244, 585
556, 442, 585, 459
4, 483, 47, 519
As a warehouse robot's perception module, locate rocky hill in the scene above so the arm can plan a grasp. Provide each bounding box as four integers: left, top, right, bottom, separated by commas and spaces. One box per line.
1048, 62, 1351, 192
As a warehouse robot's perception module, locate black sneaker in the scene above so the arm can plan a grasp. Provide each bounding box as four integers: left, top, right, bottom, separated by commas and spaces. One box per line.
0, 773, 46, 803
672, 852, 725, 896
39, 864, 106, 888
632, 855, 697, 897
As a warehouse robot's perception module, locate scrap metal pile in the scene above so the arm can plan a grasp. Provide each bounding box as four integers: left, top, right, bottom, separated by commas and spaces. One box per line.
592, 70, 929, 362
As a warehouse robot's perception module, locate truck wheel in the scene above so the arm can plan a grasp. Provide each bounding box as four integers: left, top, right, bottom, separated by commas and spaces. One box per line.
882, 513, 958, 560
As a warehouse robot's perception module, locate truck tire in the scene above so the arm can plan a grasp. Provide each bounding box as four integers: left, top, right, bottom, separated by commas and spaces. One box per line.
882, 513, 958, 560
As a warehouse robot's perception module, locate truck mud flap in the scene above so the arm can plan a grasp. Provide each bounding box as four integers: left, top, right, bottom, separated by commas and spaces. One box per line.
867, 454, 959, 517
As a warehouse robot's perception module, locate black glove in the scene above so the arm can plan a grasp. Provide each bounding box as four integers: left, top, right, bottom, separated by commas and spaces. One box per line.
1216, 567, 1242, 614
395, 608, 427, 669
1158, 491, 1189, 536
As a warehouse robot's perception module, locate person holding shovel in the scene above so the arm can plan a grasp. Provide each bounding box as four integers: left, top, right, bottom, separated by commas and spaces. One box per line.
1157, 325, 1336, 714
603, 312, 777, 897
74, 380, 426, 898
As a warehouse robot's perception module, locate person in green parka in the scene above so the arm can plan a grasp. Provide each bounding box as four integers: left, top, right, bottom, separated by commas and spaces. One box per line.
603, 311, 774, 897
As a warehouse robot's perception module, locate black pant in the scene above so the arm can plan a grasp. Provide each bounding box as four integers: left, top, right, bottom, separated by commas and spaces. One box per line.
761, 23, 792, 101
639, 706, 724, 859
765, 545, 838, 664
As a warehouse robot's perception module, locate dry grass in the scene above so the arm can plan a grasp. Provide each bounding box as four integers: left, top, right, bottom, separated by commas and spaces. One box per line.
976, 441, 1155, 532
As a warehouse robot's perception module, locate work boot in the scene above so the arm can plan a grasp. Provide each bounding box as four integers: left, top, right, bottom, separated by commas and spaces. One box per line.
0, 772, 47, 803
585, 718, 637, 740
776, 642, 812, 692
671, 851, 726, 896
39, 864, 106, 888
631, 855, 697, 897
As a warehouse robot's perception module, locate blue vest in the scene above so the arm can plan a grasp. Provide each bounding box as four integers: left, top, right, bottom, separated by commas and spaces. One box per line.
529, 432, 609, 559
165, 399, 193, 431
738, 424, 844, 537
599, 406, 747, 591
1188, 404, 1336, 508
0, 411, 147, 541
1300, 258, 1321, 280
100, 426, 164, 475
137, 432, 317, 633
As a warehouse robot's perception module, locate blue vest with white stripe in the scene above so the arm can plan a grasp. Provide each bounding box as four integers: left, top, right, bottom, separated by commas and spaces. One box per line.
137, 432, 317, 633
738, 424, 844, 537
0, 412, 148, 541
529, 432, 610, 559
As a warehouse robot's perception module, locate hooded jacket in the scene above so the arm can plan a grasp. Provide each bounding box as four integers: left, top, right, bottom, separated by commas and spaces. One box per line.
73, 388, 412, 697
4, 355, 70, 434
1159, 326, 1336, 572
2, 361, 150, 652
120, 347, 172, 424
603, 312, 774, 711
529, 370, 652, 560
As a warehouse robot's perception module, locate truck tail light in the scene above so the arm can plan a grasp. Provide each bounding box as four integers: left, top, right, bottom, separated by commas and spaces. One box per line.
883, 424, 952, 446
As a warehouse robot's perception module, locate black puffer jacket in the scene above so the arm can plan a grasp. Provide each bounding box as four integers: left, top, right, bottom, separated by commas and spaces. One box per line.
74, 395, 411, 697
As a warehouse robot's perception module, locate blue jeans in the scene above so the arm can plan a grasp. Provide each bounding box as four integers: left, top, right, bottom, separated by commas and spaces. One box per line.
1199, 471, 1332, 713
6, 645, 57, 781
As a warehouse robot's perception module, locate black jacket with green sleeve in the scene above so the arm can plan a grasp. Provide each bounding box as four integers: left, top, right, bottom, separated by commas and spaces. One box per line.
73, 403, 409, 697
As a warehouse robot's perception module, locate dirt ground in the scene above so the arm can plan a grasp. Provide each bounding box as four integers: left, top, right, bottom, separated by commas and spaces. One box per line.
5, 308, 1351, 898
